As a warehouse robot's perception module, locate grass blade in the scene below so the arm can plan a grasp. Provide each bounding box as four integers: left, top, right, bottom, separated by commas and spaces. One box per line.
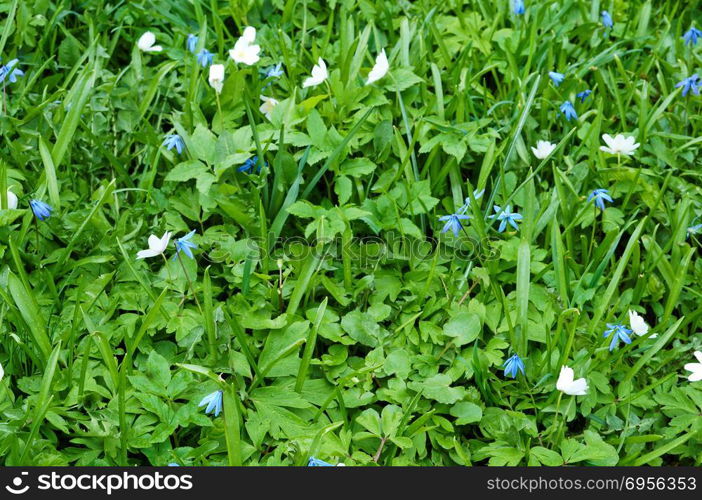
295, 297, 327, 392
222, 383, 242, 466
7, 272, 51, 362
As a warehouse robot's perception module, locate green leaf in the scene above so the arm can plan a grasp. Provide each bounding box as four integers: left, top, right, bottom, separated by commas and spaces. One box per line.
528, 446, 564, 466
449, 402, 483, 425
334, 176, 352, 205
341, 310, 382, 347
165, 160, 215, 193
356, 408, 382, 436
411, 374, 466, 404
443, 311, 481, 346
385, 349, 412, 379
386, 68, 424, 91
145, 350, 172, 388
380, 404, 403, 438
189, 124, 218, 164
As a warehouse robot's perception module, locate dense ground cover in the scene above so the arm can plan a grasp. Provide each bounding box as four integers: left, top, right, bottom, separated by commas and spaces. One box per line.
1, 0, 702, 466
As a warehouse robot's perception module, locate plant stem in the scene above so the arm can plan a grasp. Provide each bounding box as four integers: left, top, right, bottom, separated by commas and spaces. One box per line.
161, 253, 173, 282
215, 93, 223, 130
588, 203, 597, 260
549, 392, 563, 444
557, 398, 573, 442
35, 217, 39, 253
373, 436, 388, 463
177, 251, 202, 313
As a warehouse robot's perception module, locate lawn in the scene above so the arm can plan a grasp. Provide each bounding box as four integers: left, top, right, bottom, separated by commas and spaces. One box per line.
1, 0, 701, 466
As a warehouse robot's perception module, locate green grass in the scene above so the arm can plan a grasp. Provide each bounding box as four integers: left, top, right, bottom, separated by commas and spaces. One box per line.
0, 0, 701, 466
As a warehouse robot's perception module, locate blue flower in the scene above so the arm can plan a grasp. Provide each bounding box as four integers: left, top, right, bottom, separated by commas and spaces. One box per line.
683, 27, 702, 46
576, 89, 592, 103
490, 205, 523, 232
687, 222, 702, 239
186, 34, 199, 54
458, 189, 485, 214
163, 134, 184, 154
198, 390, 223, 417
238, 155, 266, 173
308, 457, 334, 466
549, 71, 565, 86
560, 100, 577, 121
603, 323, 632, 351
266, 63, 284, 78
0, 59, 24, 84
174, 230, 198, 259
513, 0, 525, 15
601, 11, 613, 29
587, 188, 613, 211
503, 354, 525, 379
196, 49, 214, 67
30, 199, 53, 221
675, 75, 700, 97
438, 213, 471, 237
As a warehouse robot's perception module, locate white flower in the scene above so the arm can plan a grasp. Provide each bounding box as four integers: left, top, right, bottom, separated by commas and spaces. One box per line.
531, 140, 557, 159
209, 64, 225, 94
0, 361, 3, 382
5, 189, 18, 209
628, 309, 656, 338
137, 32, 163, 53
229, 26, 260, 65
136, 232, 172, 259
366, 49, 389, 85
600, 134, 640, 156
302, 58, 328, 88
556, 365, 588, 395
684, 351, 702, 382
259, 95, 279, 120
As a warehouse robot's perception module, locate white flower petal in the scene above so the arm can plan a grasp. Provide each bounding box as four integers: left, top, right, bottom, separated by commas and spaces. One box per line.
684, 352, 702, 382
600, 133, 639, 155
259, 95, 279, 120
531, 140, 556, 159
138, 232, 171, 259
229, 30, 261, 65
147, 234, 161, 249
137, 32, 162, 52
137, 249, 159, 259
684, 364, 702, 382
564, 378, 589, 395
209, 64, 225, 93
303, 58, 328, 88
628, 310, 649, 336
241, 46, 261, 65
158, 231, 172, 252
5, 189, 18, 209
367, 49, 389, 85
242, 26, 257, 43
556, 365, 588, 395
556, 365, 574, 391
